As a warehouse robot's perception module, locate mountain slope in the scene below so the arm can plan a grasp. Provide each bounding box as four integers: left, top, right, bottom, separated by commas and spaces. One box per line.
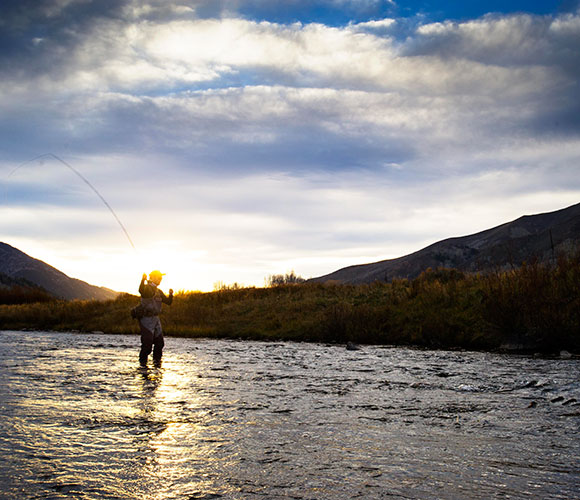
311, 202, 580, 284
0, 271, 55, 304
0, 242, 118, 300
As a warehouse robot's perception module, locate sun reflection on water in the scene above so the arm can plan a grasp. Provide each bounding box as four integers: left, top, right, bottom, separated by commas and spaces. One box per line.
133, 356, 233, 500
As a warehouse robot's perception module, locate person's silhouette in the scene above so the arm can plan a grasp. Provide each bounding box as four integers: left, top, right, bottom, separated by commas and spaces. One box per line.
138, 270, 173, 365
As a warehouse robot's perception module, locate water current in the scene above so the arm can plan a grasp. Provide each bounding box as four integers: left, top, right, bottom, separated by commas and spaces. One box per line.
1, 331, 579, 499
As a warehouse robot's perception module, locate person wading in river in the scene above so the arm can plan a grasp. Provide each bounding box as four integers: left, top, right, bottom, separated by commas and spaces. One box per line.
138, 270, 173, 366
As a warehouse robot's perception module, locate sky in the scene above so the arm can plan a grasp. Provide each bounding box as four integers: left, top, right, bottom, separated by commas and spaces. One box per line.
1, 0, 579, 294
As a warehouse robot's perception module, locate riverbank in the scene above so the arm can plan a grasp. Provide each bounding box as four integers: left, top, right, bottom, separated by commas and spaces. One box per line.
1, 254, 579, 353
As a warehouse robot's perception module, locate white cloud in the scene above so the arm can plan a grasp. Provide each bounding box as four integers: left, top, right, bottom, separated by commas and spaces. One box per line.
3, 11, 575, 105
550, 12, 580, 35
351, 18, 396, 30
1, 7, 579, 291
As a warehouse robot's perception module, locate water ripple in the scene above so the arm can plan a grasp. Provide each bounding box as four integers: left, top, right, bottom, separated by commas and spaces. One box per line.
1, 331, 579, 499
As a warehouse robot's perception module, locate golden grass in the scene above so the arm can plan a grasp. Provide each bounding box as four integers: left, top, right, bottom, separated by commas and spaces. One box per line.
1, 253, 579, 352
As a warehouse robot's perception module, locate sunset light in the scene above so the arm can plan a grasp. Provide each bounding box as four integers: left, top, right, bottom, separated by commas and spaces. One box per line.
1, 0, 579, 294
1, 2, 579, 498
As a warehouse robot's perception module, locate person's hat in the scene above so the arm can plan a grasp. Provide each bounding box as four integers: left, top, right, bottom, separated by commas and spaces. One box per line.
149, 270, 165, 280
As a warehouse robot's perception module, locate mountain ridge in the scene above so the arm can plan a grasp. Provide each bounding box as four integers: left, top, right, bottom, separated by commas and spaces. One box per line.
0, 242, 118, 301
310, 202, 580, 284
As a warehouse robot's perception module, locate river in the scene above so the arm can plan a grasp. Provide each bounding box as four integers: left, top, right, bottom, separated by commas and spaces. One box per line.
0, 331, 579, 499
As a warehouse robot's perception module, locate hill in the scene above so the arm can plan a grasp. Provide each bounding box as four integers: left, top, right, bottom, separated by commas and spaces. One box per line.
311, 202, 580, 284
0, 242, 118, 300
0, 271, 54, 304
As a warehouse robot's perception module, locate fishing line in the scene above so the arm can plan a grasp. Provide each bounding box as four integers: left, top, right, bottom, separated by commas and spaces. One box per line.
7, 153, 137, 251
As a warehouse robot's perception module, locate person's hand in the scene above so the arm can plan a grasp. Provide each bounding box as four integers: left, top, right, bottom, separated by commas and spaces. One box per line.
169, 289, 174, 295
142, 273, 147, 281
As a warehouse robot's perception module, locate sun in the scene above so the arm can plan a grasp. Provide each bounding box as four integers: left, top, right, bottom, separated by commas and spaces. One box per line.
107, 241, 213, 294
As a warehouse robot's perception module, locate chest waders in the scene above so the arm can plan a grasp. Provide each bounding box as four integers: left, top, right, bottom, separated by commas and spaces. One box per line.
139, 288, 165, 366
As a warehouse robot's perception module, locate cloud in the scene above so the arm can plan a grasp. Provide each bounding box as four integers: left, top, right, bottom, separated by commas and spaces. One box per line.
407, 13, 580, 140
413, 14, 580, 72
2, 10, 577, 161
3, 9, 576, 99
1, 3, 579, 290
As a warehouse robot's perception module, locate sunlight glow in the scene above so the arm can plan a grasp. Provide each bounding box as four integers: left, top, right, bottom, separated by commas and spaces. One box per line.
135, 356, 227, 500
118, 241, 211, 293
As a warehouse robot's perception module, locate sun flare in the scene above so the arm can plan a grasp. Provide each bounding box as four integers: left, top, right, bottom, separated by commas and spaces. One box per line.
128, 242, 210, 293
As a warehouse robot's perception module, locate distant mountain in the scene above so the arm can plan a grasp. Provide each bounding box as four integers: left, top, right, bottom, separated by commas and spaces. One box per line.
310, 202, 580, 285
0, 242, 118, 300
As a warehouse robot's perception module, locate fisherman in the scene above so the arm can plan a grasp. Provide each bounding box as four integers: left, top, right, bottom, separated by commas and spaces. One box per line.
138, 270, 173, 366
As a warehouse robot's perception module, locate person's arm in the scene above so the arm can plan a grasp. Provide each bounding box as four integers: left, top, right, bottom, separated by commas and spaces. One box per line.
139, 274, 155, 298
161, 288, 174, 305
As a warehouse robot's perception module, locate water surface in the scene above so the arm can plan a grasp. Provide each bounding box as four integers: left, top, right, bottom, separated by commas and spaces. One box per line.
1, 331, 579, 499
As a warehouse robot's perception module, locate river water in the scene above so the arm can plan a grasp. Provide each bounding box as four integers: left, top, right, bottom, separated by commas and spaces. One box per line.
0, 331, 579, 500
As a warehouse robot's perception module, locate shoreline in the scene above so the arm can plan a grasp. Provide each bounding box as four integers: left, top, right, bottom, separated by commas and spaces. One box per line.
3, 328, 578, 359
